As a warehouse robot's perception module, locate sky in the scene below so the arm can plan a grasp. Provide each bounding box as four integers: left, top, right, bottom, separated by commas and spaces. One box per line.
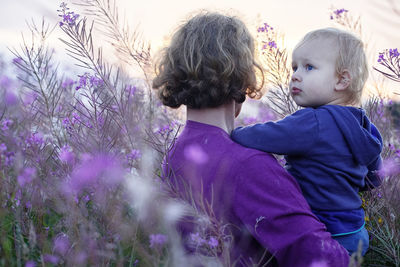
0, 0, 399, 96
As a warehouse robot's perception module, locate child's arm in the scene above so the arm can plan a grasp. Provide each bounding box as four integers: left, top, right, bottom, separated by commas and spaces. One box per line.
231, 108, 318, 155
360, 124, 383, 191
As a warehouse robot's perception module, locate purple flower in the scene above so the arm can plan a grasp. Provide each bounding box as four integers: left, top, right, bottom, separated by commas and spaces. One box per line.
72, 113, 81, 124
75, 73, 103, 90
76, 73, 88, 90
53, 234, 70, 255
43, 254, 59, 265
17, 167, 36, 187
155, 120, 183, 136
83, 194, 90, 203
89, 75, 103, 87
190, 232, 205, 245
149, 234, 168, 248
125, 85, 137, 96
156, 124, 171, 135
59, 145, 75, 164
62, 78, 74, 88
25, 261, 36, 267
126, 149, 141, 162
257, 23, 274, 33
208, 236, 219, 248
13, 57, 23, 65
378, 52, 385, 63
0, 75, 11, 88
5, 90, 18, 106
0, 143, 7, 153
67, 154, 125, 194
58, 3, 79, 27
389, 48, 399, 58
268, 41, 277, 49
4, 151, 15, 167
243, 116, 258, 125
257, 27, 265, 33
378, 157, 400, 177
331, 8, 348, 19
22, 92, 38, 105
26, 132, 44, 148
184, 144, 208, 164
1, 119, 13, 131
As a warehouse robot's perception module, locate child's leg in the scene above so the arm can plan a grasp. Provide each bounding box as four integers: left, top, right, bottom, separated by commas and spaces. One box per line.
333, 227, 369, 256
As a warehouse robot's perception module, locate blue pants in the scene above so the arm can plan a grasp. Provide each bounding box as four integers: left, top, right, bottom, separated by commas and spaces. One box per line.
333, 227, 369, 256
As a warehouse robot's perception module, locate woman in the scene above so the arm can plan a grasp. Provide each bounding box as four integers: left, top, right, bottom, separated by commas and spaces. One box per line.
153, 12, 349, 266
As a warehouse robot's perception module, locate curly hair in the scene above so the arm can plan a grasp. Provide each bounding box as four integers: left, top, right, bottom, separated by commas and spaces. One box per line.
153, 12, 264, 109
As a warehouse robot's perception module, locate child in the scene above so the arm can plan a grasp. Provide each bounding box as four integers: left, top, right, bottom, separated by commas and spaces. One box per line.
231, 28, 383, 256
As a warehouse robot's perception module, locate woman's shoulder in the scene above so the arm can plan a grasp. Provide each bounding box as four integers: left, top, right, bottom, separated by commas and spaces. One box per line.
228, 141, 284, 171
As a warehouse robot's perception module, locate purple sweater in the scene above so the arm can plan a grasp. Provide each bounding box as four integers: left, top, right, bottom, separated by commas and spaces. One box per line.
163, 120, 349, 266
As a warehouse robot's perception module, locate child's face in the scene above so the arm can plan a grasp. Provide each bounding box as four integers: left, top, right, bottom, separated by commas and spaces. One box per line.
290, 37, 343, 107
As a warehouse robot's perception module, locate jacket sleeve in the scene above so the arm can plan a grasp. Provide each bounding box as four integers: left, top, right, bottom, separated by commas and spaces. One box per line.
360, 123, 383, 191
233, 152, 350, 267
231, 109, 319, 155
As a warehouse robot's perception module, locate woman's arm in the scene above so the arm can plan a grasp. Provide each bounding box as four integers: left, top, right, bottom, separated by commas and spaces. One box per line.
233, 152, 349, 267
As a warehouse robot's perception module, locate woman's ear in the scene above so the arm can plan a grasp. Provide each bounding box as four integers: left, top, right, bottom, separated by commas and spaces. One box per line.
335, 70, 351, 91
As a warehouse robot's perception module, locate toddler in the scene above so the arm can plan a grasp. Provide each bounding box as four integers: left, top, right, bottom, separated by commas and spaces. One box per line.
232, 28, 383, 256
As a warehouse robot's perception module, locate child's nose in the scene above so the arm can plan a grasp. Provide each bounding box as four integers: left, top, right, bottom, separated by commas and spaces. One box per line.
291, 72, 302, 82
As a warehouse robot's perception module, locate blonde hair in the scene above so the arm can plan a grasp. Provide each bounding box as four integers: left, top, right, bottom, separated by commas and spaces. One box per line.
153, 12, 264, 109
295, 28, 368, 104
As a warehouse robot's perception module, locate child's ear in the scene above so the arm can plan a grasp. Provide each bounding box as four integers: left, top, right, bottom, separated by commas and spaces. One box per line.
335, 70, 351, 91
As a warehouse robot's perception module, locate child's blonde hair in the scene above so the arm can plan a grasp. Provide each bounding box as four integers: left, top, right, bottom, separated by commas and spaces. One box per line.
295, 28, 368, 104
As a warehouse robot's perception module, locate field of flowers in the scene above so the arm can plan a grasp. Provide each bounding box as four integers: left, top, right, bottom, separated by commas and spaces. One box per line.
0, 1, 399, 266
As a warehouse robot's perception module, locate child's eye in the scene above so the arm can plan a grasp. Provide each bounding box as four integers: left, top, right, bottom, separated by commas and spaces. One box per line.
306, 64, 314, 71
292, 66, 298, 71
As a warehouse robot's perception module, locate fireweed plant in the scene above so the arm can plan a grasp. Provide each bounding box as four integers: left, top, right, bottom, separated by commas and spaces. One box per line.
0, 2, 399, 266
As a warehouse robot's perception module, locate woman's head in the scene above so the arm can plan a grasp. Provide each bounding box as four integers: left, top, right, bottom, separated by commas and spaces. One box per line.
153, 12, 263, 109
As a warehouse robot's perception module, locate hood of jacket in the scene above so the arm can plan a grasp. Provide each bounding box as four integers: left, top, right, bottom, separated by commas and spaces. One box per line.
320, 105, 383, 166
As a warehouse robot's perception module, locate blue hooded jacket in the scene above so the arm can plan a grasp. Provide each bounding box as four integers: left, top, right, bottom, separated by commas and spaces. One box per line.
232, 105, 383, 235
